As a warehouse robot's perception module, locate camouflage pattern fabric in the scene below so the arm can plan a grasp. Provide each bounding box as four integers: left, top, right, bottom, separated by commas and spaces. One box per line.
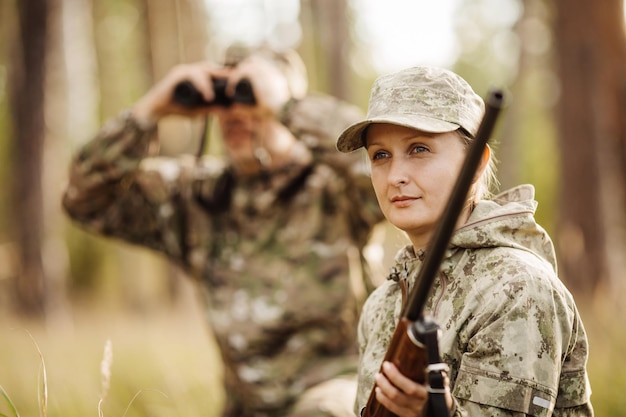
336, 66, 485, 153
62, 95, 385, 416
355, 185, 593, 417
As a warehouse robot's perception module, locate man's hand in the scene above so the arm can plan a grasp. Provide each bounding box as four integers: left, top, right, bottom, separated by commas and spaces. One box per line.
132, 62, 230, 126
228, 54, 291, 117
131, 54, 293, 128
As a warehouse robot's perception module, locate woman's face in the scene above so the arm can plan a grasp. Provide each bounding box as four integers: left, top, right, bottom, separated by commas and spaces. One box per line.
366, 123, 467, 249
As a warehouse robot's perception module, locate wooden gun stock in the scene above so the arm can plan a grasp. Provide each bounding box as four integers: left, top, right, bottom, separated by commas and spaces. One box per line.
362, 318, 428, 417
362, 89, 506, 417
362, 316, 443, 417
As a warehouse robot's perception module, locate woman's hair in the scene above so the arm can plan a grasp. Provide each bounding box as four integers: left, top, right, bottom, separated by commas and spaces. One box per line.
456, 128, 499, 204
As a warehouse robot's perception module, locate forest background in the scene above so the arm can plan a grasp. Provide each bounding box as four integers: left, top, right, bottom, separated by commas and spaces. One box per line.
1, 0, 625, 416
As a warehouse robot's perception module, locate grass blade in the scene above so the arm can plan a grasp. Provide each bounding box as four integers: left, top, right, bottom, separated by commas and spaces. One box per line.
98, 339, 113, 417
37, 361, 48, 417
121, 389, 168, 417
0, 385, 20, 417
20, 330, 47, 417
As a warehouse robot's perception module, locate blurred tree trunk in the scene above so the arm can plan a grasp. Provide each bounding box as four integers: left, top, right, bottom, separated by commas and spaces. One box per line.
497, 0, 544, 190
552, 0, 626, 300
143, 0, 210, 157
89, 0, 210, 308
8, 0, 50, 316
300, 0, 352, 100
144, 0, 210, 305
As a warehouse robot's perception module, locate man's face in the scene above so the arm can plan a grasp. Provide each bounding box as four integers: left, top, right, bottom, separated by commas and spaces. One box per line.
214, 104, 268, 168
211, 53, 292, 172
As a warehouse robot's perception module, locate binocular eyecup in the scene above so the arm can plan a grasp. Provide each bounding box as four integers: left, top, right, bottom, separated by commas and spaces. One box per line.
173, 77, 256, 108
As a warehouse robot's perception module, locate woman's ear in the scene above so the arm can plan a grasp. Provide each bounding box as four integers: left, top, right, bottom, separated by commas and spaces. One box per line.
473, 144, 491, 183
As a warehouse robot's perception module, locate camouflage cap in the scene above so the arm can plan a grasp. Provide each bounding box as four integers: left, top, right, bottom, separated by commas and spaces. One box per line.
336, 66, 485, 153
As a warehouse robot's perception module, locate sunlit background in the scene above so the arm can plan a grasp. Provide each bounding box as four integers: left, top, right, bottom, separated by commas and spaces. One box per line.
1, 0, 626, 416
203, 0, 524, 80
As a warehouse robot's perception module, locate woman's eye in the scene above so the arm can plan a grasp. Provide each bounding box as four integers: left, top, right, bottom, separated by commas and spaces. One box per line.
411, 145, 429, 154
371, 150, 389, 161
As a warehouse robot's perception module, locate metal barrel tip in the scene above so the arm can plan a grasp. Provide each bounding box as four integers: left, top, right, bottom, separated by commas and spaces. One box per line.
487, 88, 506, 108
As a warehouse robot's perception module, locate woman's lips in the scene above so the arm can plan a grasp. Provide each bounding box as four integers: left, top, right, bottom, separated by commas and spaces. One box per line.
390, 195, 418, 208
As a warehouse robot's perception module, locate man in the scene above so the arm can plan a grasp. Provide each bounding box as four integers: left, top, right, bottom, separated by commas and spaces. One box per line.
62, 45, 384, 416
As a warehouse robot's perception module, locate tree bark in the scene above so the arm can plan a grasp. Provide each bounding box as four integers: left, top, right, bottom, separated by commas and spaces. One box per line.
9, 0, 50, 316
552, 0, 626, 299
300, 0, 352, 100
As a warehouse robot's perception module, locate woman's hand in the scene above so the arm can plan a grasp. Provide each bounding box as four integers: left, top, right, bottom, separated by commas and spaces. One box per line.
374, 361, 453, 417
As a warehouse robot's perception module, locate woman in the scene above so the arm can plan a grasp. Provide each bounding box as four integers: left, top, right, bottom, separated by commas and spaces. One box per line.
336, 66, 593, 416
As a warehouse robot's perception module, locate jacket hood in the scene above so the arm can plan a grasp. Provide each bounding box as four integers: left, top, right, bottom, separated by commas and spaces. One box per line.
393, 184, 558, 274
455, 184, 557, 272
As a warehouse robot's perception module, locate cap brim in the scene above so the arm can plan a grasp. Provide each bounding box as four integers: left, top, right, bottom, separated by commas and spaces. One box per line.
336, 114, 460, 153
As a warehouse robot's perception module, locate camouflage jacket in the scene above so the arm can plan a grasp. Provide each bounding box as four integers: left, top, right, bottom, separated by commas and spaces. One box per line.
62, 94, 384, 415
355, 185, 593, 417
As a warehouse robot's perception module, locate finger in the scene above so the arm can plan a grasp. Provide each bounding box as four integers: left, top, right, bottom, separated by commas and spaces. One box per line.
225, 67, 246, 98
170, 62, 222, 103
224, 57, 259, 98
183, 69, 215, 103
382, 362, 428, 399
374, 372, 416, 411
374, 386, 422, 417
230, 55, 289, 113
374, 372, 403, 401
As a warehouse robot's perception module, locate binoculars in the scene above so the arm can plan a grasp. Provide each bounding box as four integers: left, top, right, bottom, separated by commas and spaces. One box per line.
173, 77, 256, 108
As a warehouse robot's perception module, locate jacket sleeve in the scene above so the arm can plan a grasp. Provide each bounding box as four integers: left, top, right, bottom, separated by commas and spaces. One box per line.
61, 111, 199, 262
449, 258, 593, 417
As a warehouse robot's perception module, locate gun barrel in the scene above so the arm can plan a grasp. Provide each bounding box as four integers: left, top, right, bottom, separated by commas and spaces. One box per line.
402, 89, 505, 321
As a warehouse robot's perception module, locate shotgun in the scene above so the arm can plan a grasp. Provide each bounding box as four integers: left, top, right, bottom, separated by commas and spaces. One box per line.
362, 89, 505, 417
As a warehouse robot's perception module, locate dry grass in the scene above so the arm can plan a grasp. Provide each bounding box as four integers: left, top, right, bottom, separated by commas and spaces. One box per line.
0, 296, 224, 417
0, 287, 624, 417
580, 300, 626, 416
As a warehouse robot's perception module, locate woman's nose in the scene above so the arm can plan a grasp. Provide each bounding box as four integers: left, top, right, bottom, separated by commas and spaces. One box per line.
388, 158, 410, 187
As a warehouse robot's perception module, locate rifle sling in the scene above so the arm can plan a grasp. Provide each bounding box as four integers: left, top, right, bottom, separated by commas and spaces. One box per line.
422, 320, 450, 417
